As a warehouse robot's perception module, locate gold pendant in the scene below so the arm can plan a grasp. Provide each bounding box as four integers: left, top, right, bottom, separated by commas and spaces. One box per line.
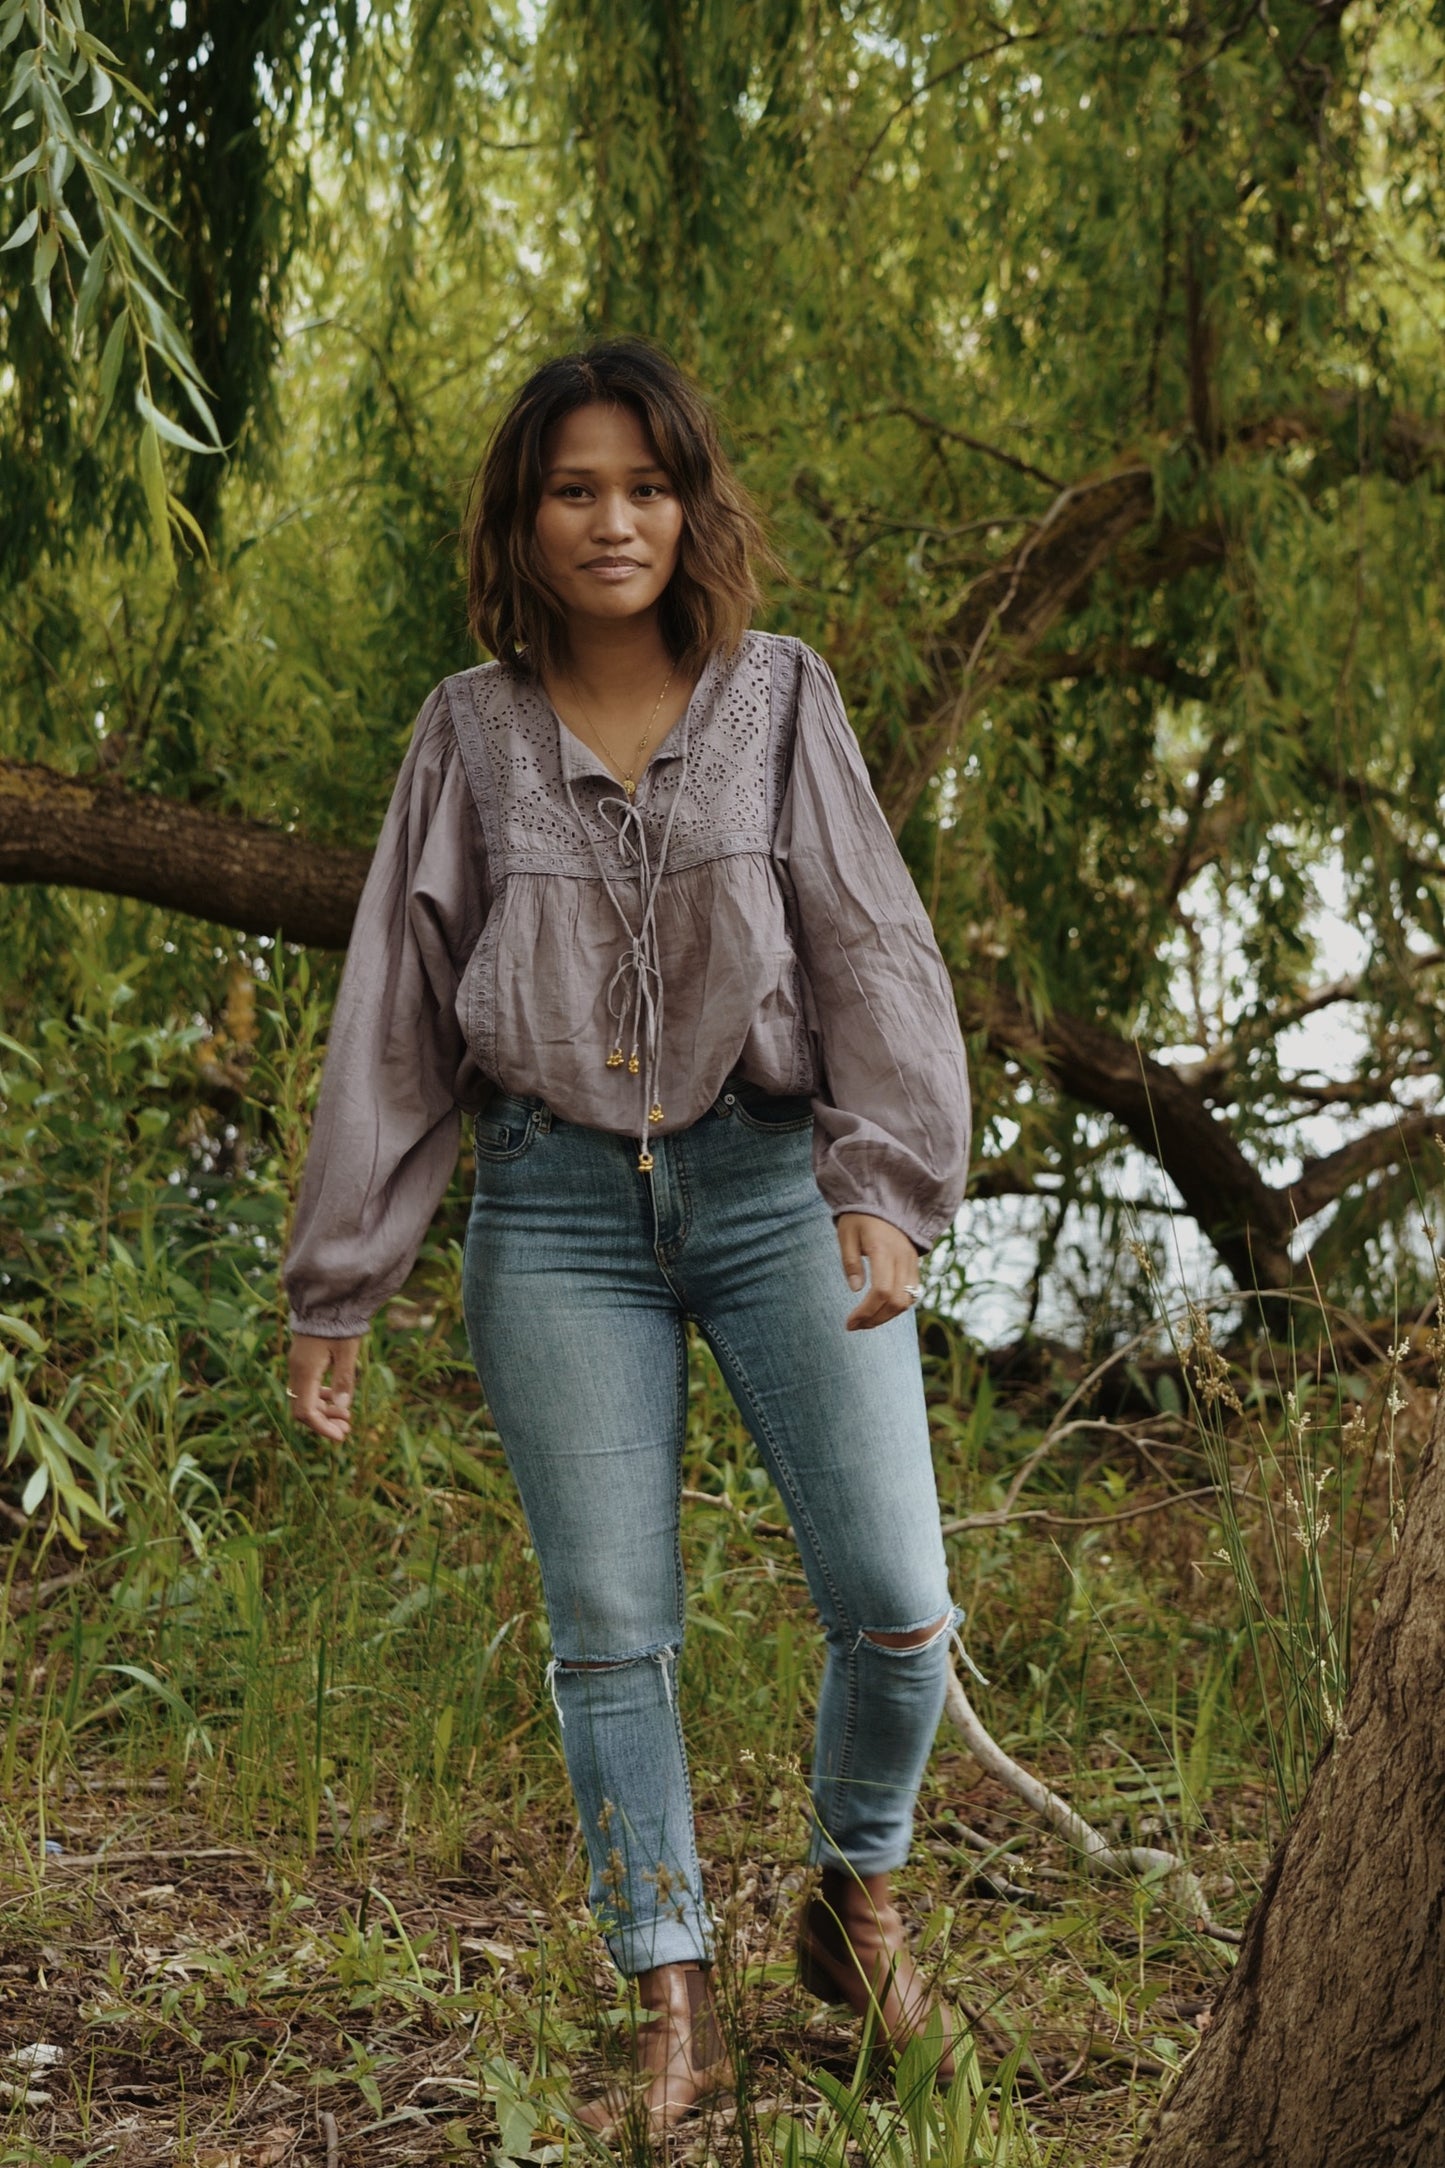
637, 1149, 654, 1172
623, 777, 636, 798
605, 1048, 624, 1069
649, 1103, 663, 1125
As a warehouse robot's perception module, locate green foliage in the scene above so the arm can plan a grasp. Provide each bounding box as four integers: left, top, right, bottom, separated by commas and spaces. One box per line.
772, 2024, 1041, 2167
0, 0, 222, 574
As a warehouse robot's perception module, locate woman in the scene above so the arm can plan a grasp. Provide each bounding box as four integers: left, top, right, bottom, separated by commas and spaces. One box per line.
284, 337, 971, 2135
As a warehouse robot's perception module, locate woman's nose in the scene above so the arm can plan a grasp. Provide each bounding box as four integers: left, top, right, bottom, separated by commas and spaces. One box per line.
591, 491, 637, 540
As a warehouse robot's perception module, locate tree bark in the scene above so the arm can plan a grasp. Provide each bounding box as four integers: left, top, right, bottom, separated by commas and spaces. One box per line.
0, 756, 368, 949
972, 986, 1296, 1295
1133, 1387, 1445, 2168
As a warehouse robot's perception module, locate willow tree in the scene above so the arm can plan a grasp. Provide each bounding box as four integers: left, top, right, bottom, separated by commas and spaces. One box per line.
2, 0, 1443, 1317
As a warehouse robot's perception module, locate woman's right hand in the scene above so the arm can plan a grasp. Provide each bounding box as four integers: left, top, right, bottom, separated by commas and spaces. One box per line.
288, 1333, 362, 1442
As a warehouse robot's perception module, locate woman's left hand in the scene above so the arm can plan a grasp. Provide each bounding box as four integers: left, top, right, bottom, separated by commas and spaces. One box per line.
835, 1212, 923, 1331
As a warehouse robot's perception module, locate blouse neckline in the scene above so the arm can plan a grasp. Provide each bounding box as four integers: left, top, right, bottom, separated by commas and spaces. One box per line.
533, 644, 729, 794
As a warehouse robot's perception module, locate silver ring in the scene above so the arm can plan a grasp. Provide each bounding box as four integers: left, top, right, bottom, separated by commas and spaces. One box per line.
905, 1283, 924, 1303
284, 1388, 297, 1400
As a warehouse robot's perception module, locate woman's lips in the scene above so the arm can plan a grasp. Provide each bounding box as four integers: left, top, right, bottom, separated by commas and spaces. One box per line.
581, 560, 644, 581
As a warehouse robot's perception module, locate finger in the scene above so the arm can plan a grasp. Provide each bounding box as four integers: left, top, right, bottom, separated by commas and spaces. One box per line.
288, 1336, 356, 1442
845, 1229, 916, 1331
846, 1247, 900, 1328
297, 1379, 350, 1442
847, 1284, 909, 1331
328, 1338, 360, 1403
836, 1216, 866, 1294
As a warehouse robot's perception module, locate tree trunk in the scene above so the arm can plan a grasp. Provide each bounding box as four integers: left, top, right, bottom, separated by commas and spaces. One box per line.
1133, 1387, 1445, 2167
0, 756, 368, 949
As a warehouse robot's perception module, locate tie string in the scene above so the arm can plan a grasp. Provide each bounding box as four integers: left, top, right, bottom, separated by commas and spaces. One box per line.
564, 738, 691, 1171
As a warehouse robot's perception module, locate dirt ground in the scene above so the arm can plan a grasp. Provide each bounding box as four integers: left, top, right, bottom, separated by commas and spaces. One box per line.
1, 1753, 1240, 2167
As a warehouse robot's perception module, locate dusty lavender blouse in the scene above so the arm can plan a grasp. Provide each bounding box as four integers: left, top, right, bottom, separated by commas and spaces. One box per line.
283, 633, 970, 1337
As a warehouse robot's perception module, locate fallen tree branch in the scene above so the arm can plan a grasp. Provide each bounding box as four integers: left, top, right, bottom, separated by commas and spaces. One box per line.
46, 1845, 256, 1871
681, 1487, 789, 1538
942, 1481, 1221, 1537
942, 1665, 1212, 1922
1, 1568, 87, 1616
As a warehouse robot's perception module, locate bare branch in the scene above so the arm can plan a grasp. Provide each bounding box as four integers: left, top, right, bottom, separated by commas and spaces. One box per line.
1286, 1113, 1442, 1224
943, 1481, 1224, 1535
848, 32, 1051, 190
875, 402, 1066, 491
972, 983, 1295, 1293
877, 465, 1169, 833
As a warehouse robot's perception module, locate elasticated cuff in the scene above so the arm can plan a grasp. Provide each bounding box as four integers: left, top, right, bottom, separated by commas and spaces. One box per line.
287, 1309, 373, 1340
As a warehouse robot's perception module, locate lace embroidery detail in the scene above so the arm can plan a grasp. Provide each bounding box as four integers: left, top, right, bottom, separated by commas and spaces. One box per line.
449, 632, 788, 877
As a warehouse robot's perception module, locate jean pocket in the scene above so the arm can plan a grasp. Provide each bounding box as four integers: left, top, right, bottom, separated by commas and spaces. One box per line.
473, 1094, 541, 1162
730, 1089, 815, 1134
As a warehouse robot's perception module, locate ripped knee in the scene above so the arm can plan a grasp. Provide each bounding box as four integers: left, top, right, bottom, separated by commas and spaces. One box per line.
545, 1644, 680, 1725
857, 1609, 955, 1654
551, 1642, 679, 1674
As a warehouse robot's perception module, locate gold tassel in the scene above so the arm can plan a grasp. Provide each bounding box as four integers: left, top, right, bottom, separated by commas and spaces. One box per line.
637, 1149, 654, 1172
627, 1054, 640, 1075
649, 1103, 664, 1125
605, 1048, 624, 1069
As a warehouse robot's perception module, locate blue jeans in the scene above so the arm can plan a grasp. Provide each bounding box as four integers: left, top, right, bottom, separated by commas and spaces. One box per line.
461, 1081, 957, 1975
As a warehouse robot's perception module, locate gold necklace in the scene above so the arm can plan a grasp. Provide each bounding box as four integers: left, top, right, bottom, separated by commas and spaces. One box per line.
561, 665, 676, 799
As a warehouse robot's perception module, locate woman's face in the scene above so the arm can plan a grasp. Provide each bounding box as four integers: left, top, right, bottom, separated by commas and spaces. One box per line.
533, 401, 684, 637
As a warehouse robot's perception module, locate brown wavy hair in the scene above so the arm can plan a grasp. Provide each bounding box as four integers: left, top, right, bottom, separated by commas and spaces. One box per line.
466, 337, 776, 677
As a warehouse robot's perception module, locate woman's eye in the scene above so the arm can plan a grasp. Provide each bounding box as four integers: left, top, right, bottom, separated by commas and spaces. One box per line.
635, 484, 669, 500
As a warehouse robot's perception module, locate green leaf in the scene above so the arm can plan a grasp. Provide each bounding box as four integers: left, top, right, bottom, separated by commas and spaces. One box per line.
2, 52, 36, 112
136, 385, 218, 457
74, 227, 108, 331
83, 61, 111, 114
20, 1461, 47, 1516
100, 1663, 202, 1728
137, 417, 175, 577
1, 202, 37, 250
0, 139, 38, 183
32, 220, 59, 324
94, 307, 126, 430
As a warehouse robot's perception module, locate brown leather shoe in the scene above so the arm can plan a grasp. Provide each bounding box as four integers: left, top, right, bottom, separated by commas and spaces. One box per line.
573, 1961, 730, 2140
797, 1868, 956, 2080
